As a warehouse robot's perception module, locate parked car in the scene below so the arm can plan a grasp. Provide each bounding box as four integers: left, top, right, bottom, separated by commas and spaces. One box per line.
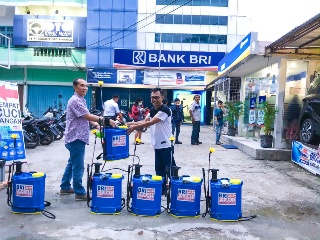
299, 75, 320, 144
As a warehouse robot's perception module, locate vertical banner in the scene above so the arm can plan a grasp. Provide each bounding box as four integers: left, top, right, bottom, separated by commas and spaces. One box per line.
0, 81, 26, 165
257, 96, 266, 126
249, 97, 256, 125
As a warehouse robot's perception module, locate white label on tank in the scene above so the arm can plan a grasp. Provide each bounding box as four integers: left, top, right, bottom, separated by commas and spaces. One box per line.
218, 192, 236, 205
137, 187, 155, 201
177, 188, 195, 202
16, 184, 33, 197
97, 185, 114, 198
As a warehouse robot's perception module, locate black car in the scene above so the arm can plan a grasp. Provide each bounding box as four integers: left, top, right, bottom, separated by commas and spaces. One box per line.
299, 75, 320, 143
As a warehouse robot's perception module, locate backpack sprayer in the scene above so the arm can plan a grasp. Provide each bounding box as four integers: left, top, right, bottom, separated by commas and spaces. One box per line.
86, 80, 130, 214
6, 134, 55, 219
126, 137, 165, 217
165, 136, 203, 218
202, 147, 256, 221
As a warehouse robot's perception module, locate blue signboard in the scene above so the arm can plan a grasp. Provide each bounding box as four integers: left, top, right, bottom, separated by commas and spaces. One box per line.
218, 32, 258, 75
113, 49, 225, 70
13, 15, 86, 47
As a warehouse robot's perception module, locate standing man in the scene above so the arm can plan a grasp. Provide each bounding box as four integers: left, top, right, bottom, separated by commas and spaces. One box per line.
189, 94, 202, 145
60, 78, 116, 201
104, 94, 123, 121
127, 88, 175, 194
214, 100, 226, 145
170, 98, 184, 144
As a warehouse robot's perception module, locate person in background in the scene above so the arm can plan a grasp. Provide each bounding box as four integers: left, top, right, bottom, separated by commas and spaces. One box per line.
214, 100, 226, 145
104, 94, 123, 122
60, 78, 116, 201
170, 98, 184, 144
127, 88, 175, 194
131, 97, 147, 144
189, 94, 202, 145
162, 98, 168, 106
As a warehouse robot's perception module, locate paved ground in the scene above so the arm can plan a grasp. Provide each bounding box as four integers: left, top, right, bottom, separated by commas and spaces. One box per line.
0, 125, 320, 240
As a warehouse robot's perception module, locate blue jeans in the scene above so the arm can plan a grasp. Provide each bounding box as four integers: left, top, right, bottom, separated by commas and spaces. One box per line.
60, 140, 86, 195
191, 121, 200, 143
171, 121, 181, 141
216, 124, 223, 143
155, 147, 176, 192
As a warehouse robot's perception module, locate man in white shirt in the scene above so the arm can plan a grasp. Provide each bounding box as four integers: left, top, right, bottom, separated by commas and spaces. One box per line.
103, 94, 123, 121
127, 88, 175, 194
189, 94, 202, 145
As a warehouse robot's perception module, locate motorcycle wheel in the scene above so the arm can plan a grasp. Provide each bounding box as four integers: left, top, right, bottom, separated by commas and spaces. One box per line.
24, 132, 40, 149
55, 131, 64, 141
40, 129, 55, 145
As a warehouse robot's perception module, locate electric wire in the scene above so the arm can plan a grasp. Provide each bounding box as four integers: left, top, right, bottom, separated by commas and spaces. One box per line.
86, 0, 185, 48
87, 0, 192, 50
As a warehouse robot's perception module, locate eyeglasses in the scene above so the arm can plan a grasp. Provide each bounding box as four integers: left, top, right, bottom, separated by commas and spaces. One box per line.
150, 96, 161, 100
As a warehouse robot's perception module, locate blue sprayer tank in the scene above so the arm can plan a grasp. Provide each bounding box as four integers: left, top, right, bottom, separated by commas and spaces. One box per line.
12, 169, 46, 214
170, 175, 203, 217
131, 174, 163, 216
91, 172, 124, 214
104, 127, 129, 161
210, 178, 243, 221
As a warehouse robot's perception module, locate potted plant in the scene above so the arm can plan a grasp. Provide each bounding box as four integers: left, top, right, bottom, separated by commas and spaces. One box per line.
224, 101, 244, 136
258, 101, 278, 148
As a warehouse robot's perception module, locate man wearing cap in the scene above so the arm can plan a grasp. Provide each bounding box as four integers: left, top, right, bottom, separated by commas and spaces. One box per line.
170, 98, 184, 144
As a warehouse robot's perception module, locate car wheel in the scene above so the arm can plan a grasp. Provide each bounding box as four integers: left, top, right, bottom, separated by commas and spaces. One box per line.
300, 118, 315, 144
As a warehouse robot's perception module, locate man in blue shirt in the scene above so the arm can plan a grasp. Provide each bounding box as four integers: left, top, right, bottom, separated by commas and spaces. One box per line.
214, 100, 226, 145
170, 98, 184, 144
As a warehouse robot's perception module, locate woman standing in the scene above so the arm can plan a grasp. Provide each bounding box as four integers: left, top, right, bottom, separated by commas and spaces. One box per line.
131, 97, 146, 144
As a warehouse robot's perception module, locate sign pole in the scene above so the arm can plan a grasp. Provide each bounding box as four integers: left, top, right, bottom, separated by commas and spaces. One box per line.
157, 27, 162, 87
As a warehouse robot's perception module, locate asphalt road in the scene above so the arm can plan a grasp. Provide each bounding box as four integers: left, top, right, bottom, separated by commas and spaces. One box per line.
0, 125, 319, 240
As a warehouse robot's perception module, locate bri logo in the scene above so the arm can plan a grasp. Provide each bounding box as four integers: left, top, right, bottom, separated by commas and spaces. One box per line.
133, 51, 146, 64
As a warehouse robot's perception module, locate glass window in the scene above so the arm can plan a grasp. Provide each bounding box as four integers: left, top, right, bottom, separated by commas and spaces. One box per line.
192, 15, 201, 25
182, 34, 192, 43
156, 0, 172, 5
201, 16, 210, 25
219, 16, 228, 25
183, 15, 192, 24
200, 34, 209, 43
164, 14, 174, 24
172, 34, 182, 43
162, 33, 173, 43
0, 26, 13, 47
156, 14, 165, 24
192, 0, 202, 6
210, 16, 219, 25
190, 34, 200, 43
155, 33, 161, 42
219, 0, 229, 7
202, 0, 211, 6
174, 15, 183, 24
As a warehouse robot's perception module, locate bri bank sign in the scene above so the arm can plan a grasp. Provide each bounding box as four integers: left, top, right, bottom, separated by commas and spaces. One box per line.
113, 49, 225, 71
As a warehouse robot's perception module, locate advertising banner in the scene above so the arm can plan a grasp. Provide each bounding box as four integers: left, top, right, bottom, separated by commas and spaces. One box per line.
0, 81, 26, 165
257, 96, 266, 126
249, 97, 256, 125
27, 19, 74, 43
218, 32, 258, 76
143, 70, 206, 86
113, 49, 224, 70
292, 141, 320, 175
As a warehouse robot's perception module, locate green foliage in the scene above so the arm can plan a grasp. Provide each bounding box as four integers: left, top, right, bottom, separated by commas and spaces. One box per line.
257, 101, 278, 135
224, 101, 244, 128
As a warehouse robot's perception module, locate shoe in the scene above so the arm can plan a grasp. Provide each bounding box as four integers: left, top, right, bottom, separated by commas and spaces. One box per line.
75, 194, 87, 201
133, 142, 140, 145
59, 188, 74, 195
196, 141, 202, 144
175, 141, 182, 144
140, 142, 145, 144
191, 142, 199, 145
216, 142, 221, 145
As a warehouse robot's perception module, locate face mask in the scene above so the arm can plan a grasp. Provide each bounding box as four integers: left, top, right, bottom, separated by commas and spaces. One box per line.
138, 102, 142, 106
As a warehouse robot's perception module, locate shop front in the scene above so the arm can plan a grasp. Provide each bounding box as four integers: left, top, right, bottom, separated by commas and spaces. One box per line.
87, 49, 225, 124
206, 13, 320, 149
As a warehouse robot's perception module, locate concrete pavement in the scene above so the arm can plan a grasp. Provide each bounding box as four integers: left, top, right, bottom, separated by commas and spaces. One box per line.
0, 125, 319, 240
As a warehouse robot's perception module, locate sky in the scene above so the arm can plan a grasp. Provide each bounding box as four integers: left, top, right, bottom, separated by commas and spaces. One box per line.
238, 0, 320, 41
